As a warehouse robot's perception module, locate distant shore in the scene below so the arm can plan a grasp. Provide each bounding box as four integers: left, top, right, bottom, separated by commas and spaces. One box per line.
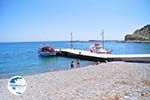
0, 40, 150, 43
124, 40, 150, 43
0, 61, 150, 100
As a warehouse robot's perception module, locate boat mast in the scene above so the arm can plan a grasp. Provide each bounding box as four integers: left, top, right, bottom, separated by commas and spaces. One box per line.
70, 32, 73, 49
101, 29, 104, 48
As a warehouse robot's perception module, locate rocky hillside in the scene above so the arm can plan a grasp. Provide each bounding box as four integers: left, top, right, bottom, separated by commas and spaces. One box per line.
125, 24, 150, 41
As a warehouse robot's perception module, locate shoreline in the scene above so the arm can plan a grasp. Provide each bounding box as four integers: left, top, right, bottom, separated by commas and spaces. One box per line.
125, 40, 150, 43
1, 40, 150, 44
0, 61, 150, 100
0, 61, 96, 80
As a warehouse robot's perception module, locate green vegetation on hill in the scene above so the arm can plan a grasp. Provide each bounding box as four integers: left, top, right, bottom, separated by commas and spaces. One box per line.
125, 24, 150, 41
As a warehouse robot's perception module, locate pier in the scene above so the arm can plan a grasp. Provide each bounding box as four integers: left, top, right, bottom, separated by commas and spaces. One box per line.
56, 49, 150, 63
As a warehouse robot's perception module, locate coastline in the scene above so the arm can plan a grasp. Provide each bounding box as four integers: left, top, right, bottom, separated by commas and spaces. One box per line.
0, 61, 95, 80
125, 40, 150, 43
0, 61, 150, 100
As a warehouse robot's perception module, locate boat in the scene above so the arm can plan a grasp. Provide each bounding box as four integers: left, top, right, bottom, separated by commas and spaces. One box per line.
89, 29, 111, 54
38, 46, 57, 57
90, 43, 111, 54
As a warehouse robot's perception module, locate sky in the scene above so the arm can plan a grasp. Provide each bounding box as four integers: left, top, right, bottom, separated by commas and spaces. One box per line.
0, 0, 150, 42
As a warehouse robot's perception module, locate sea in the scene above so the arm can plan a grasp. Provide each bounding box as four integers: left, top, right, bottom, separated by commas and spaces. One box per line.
0, 41, 150, 78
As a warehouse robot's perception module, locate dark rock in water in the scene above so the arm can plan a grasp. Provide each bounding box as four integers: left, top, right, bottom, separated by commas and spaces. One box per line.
125, 24, 150, 41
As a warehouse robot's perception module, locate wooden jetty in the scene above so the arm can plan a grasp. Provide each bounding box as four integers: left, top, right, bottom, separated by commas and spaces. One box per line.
56, 49, 150, 63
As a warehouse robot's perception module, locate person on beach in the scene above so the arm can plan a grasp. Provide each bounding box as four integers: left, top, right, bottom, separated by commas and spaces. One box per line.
96, 61, 100, 65
76, 59, 80, 68
71, 61, 74, 68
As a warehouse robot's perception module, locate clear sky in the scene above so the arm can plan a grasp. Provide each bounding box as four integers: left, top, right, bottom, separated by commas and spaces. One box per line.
0, 0, 149, 42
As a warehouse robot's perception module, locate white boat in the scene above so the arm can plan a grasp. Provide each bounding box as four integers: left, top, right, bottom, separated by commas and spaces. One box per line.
90, 43, 111, 54
38, 46, 57, 57
89, 29, 111, 54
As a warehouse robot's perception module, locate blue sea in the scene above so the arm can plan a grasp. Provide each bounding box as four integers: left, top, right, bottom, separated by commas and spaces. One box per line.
0, 41, 150, 78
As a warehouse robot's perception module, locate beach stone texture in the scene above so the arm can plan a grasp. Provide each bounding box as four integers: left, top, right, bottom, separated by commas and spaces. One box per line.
0, 62, 150, 100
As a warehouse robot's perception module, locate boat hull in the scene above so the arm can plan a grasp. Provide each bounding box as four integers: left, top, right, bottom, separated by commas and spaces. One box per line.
39, 52, 57, 57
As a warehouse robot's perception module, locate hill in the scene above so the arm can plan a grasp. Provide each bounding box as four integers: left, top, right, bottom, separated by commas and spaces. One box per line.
125, 25, 150, 41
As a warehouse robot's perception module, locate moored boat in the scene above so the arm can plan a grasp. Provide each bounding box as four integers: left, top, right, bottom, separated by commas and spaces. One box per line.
38, 46, 57, 57
90, 43, 111, 54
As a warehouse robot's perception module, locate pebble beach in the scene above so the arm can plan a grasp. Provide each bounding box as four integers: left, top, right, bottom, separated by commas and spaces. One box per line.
0, 61, 150, 100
